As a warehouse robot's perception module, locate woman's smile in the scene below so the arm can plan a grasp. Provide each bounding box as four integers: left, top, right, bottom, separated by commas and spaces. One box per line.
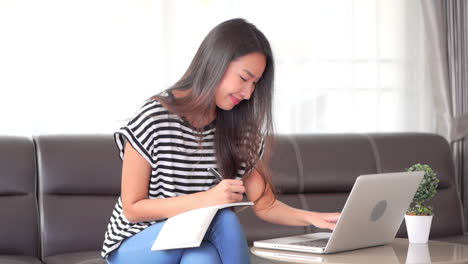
230, 95, 241, 105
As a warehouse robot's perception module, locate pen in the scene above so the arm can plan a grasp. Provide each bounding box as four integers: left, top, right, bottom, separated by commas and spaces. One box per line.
208, 168, 223, 183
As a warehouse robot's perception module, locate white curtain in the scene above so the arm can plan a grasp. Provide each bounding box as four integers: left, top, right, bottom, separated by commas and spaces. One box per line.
0, 0, 435, 136
420, 0, 468, 227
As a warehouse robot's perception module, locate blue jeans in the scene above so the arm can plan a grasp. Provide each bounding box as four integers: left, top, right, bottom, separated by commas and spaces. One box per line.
107, 209, 250, 264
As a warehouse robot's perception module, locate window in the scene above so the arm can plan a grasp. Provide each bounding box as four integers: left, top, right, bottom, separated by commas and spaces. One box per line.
0, 0, 434, 135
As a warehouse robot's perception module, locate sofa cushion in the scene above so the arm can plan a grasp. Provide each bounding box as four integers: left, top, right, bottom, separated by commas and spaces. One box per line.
296, 134, 378, 193
266, 136, 301, 194
0, 136, 40, 260
35, 135, 122, 259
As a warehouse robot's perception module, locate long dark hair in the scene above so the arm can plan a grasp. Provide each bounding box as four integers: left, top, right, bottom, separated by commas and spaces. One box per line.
152, 18, 276, 201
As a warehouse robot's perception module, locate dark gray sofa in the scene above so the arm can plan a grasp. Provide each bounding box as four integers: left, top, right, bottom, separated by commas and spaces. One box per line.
0, 133, 465, 263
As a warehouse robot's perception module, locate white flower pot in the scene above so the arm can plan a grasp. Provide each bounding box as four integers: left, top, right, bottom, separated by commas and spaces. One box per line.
405, 214, 433, 243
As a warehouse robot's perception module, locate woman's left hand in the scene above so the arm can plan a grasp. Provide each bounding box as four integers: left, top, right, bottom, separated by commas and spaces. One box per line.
308, 212, 341, 230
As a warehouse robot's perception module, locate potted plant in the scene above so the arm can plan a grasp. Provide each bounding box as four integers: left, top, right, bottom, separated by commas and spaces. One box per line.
405, 163, 439, 243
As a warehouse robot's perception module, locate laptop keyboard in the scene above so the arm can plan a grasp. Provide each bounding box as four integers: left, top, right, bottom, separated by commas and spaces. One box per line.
290, 238, 329, 248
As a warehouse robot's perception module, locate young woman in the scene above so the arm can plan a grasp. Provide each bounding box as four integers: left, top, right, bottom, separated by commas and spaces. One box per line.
102, 18, 340, 264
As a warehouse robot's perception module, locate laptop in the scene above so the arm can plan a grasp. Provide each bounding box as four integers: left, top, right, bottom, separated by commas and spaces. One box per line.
253, 171, 424, 255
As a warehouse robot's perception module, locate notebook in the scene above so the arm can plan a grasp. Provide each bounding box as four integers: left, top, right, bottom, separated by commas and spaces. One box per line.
151, 201, 253, 250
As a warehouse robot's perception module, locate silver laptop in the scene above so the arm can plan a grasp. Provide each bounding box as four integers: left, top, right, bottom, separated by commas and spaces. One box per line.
253, 171, 424, 255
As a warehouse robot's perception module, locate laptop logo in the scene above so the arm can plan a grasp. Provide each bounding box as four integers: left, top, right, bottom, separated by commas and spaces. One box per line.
370, 200, 387, 221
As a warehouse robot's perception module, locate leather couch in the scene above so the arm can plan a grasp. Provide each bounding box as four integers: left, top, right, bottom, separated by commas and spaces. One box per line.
0, 133, 466, 264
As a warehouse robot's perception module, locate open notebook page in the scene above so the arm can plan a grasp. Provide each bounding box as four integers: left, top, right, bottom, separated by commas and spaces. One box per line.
152, 202, 253, 250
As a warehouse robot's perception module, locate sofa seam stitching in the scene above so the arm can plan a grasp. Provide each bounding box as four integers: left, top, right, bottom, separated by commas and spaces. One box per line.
288, 135, 310, 234
32, 135, 43, 261
288, 136, 304, 193
363, 134, 382, 173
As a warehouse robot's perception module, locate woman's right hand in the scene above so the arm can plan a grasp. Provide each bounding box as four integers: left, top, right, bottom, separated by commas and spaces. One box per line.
205, 179, 246, 205
308, 212, 341, 230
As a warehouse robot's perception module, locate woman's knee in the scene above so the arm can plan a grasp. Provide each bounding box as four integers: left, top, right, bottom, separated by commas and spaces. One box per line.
207, 208, 247, 242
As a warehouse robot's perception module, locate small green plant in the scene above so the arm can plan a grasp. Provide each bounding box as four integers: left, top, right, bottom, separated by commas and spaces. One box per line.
406, 163, 439, 216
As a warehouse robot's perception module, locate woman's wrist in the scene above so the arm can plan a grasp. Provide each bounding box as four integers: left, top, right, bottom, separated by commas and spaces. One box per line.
305, 211, 319, 226
200, 189, 218, 207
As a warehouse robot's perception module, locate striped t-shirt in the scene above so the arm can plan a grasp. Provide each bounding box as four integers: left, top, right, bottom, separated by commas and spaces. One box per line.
101, 99, 263, 258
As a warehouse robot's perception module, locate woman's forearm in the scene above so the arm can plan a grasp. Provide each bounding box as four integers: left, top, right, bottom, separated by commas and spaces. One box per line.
125, 178, 248, 223
124, 191, 213, 223
254, 199, 313, 226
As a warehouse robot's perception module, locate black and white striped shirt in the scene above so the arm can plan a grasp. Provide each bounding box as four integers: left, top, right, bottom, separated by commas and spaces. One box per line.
101, 99, 263, 258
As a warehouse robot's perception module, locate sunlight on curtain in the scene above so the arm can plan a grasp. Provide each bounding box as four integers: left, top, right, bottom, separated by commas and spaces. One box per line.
0, 0, 434, 135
